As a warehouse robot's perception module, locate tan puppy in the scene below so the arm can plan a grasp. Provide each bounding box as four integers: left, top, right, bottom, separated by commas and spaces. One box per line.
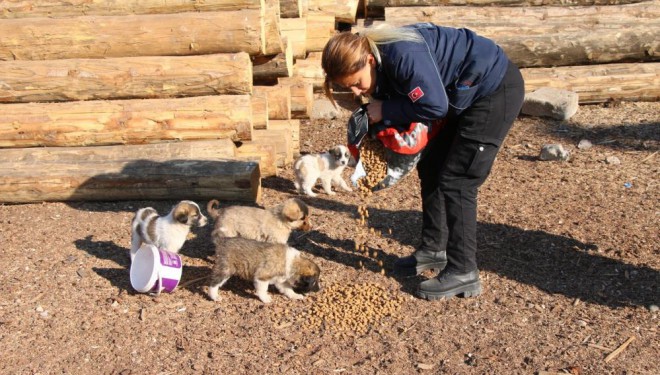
293, 145, 353, 197
208, 236, 321, 303
206, 198, 311, 244
130, 200, 207, 262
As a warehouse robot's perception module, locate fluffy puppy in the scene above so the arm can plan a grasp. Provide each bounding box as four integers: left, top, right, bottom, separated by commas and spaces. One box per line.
208, 236, 321, 303
293, 144, 353, 197
130, 200, 208, 261
207, 198, 311, 244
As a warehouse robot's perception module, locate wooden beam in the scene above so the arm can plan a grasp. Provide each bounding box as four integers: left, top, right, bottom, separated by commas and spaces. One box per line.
0, 95, 254, 148
0, 53, 253, 103
0, 10, 266, 60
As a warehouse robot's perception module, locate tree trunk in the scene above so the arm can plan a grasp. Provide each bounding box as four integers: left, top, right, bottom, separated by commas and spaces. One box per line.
0, 95, 254, 148
253, 128, 293, 167
0, 0, 265, 18
293, 55, 326, 92
279, 77, 314, 119
366, 0, 650, 18
252, 38, 293, 85
280, 17, 308, 59
253, 85, 292, 120
269, 119, 301, 157
0, 53, 252, 103
251, 94, 270, 130
0, 142, 261, 203
306, 13, 337, 52
235, 141, 279, 177
263, 0, 284, 55
384, 2, 659, 24
522, 62, 660, 104
0, 10, 265, 61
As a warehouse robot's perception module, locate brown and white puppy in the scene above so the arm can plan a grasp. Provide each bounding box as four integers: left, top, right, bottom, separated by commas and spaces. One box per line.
130, 200, 208, 262
207, 198, 311, 244
293, 144, 353, 197
208, 236, 321, 303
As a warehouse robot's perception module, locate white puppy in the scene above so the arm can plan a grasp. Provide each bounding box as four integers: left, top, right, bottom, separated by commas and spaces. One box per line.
130, 200, 208, 262
293, 145, 353, 197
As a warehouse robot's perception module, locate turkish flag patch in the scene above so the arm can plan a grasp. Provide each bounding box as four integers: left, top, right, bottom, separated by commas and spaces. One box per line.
408, 86, 424, 102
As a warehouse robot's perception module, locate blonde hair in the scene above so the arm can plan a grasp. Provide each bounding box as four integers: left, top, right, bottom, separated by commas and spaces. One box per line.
321, 25, 423, 106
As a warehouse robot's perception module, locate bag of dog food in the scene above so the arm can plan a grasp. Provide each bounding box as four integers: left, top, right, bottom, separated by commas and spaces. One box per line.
347, 105, 445, 191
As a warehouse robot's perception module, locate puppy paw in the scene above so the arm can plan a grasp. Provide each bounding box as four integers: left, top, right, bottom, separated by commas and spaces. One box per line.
208, 287, 221, 301
288, 293, 304, 300
326, 191, 337, 196
258, 294, 272, 304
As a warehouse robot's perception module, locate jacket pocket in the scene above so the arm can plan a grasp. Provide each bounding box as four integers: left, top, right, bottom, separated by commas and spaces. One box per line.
447, 83, 480, 112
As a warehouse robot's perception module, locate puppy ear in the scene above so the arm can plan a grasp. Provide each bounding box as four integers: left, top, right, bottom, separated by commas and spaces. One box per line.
328, 146, 339, 157
174, 210, 190, 225
281, 198, 306, 221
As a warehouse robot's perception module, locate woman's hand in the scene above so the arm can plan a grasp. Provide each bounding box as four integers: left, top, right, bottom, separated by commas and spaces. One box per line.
366, 100, 383, 124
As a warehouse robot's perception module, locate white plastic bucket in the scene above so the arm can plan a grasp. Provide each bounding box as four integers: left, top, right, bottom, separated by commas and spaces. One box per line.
130, 244, 183, 294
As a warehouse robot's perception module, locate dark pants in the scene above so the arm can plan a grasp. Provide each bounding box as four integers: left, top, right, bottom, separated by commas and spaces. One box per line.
416, 61, 525, 272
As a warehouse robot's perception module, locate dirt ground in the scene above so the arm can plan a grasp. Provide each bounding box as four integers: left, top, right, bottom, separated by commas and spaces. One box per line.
0, 100, 658, 375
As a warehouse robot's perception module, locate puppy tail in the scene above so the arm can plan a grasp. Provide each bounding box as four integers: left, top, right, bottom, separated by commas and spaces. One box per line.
207, 199, 221, 220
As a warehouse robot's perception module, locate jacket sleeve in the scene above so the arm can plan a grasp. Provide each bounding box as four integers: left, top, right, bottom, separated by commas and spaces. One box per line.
379, 49, 449, 126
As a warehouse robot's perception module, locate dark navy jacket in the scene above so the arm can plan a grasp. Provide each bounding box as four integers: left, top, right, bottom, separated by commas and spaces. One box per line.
373, 23, 509, 127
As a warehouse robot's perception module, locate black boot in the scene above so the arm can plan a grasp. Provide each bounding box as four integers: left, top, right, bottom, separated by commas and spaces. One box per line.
416, 267, 481, 300
393, 249, 447, 277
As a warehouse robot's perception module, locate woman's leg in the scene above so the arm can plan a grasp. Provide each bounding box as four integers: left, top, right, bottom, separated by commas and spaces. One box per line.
417, 61, 525, 299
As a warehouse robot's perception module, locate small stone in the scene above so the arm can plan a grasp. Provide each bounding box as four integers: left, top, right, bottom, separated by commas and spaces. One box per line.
648, 304, 659, 312
539, 144, 570, 162
577, 139, 593, 150
35, 305, 44, 313
576, 319, 587, 327
605, 156, 621, 165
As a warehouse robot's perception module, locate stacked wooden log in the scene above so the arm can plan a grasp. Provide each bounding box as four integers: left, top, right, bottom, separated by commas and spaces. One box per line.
0, 0, 363, 203
356, 0, 659, 104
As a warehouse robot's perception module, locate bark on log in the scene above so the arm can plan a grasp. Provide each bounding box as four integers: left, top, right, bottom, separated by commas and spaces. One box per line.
251, 94, 270, 130
306, 13, 337, 52
253, 85, 292, 120
252, 38, 293, 85
0, 0, 265, 18
280, 0, 303, 17
522, 62, 660, 103
0, 53, 252, 103
0, 95, 254, 148
280, 17, 307, 59
0, 143, 261, 203
235, 141, 279, 177
0, 10, 265, 61
279, 77, 314, 119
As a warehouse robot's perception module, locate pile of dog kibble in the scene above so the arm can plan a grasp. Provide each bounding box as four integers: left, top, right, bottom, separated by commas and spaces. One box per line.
301, 282, 404, 336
